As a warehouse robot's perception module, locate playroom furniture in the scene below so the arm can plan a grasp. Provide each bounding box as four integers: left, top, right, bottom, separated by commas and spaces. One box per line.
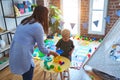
62, 69, 70, 80
40, 56, 70, 80
84, 18, 120, 79
0, 0, 36, 70
0, 31, 12, 70
0, 0, 36, 33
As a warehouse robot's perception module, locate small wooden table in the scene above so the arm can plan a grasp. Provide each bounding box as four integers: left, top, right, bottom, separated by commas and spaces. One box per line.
40, 56, 70, 80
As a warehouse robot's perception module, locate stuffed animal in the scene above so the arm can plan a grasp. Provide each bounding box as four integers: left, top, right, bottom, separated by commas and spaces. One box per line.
0, 27, 4, 32
14, 5, 20, 17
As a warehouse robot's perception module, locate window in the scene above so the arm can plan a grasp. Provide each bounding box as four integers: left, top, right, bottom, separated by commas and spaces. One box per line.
61, 0, 80, 35
88, 0, 108, 35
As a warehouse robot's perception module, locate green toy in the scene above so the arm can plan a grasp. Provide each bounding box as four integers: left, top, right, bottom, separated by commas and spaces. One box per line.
50, 65, 54, 69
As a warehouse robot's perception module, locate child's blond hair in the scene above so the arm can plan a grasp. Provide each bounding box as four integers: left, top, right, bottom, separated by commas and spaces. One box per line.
61, 29, 70, 37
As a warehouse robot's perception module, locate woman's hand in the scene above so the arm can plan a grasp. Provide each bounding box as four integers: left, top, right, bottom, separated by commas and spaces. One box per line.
49, 50, 60, 57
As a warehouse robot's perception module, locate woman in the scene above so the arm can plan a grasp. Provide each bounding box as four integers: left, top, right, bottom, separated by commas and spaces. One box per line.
9, 5, 59, 80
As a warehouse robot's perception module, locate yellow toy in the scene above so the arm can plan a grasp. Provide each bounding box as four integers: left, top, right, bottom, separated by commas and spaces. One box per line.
0, 27, 4, 32
53, 56, 62, 63
14, 5, 20, 17
54, 66, 62, 72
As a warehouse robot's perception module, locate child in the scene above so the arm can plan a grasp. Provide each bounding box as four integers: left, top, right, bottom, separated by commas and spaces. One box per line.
56, 29, 74, 80
56, 29, 74, 60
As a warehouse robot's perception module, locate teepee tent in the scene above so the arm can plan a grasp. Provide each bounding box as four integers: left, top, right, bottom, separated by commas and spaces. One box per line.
84, 18, 120, 78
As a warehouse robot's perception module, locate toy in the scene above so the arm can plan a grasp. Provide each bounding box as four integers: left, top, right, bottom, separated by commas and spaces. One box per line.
59, 60, 64, 65
54, 56, 62, 63
0, 39, 6, 49
56, 49, 64, 55
54, 66, 62, 72
33, 47, 45, 59
43, 55, 54, 70
0, 27, 4, 32
14, 5, 20, 16
50, 65, 54, 69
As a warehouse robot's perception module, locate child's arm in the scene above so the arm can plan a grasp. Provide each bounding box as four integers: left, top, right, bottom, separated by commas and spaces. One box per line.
69, 48, 74, 56
69, 40, 75, 56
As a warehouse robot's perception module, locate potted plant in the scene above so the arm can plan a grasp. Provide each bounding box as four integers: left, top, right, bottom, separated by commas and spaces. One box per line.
49, 5, 62, 35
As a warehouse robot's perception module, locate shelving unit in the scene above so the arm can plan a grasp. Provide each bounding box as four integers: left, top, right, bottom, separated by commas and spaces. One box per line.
5, 11, 33, 18
0, 0, 36, 70
0, 31, 12, 70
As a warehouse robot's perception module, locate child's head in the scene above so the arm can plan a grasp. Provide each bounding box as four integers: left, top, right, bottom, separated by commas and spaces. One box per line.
61, 29, 70, 41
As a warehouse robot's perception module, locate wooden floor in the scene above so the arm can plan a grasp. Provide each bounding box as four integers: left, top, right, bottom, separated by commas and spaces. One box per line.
0, 59, 103, 80
0, 59, 58, 80
86, 71, 102, 80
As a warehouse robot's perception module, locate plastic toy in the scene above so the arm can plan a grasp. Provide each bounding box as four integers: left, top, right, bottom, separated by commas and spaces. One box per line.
56, 49, 64, 55
33, 48, 45, 59
54, 56, 62, 63
14, 5, 20, 16
58, 66, 62, 71
87, 54, 91, 58
89, 49, 92, 53
0, 27, 4, 32
54, 66, 62, 72
0, 39, 6, 49
50, 65, 54, 69
99, 38, 103, 42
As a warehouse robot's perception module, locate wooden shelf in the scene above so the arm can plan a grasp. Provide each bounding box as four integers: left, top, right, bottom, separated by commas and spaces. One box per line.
5, 12, 33, 18
0, 45, 10, 53
0, 30, 10, 36
0, 57, 9, 70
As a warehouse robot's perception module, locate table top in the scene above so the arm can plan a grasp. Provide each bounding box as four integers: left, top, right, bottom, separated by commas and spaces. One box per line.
40, 56, 70, 73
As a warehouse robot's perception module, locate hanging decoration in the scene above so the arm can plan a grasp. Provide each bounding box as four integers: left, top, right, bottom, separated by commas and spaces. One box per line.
82, 22, 88, 29
51, 18, 56, 24
104, 16, 110, 24
70, 23, 76, 29
116, 10, 120, 17
59, 21, 64, 27
58, 26, 62, 30
93, 20, 99, 27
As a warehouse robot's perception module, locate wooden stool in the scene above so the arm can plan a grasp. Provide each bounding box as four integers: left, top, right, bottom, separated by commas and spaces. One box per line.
44, 71, 53, 80
60, 69, 70, 80
63, 69, 70, 80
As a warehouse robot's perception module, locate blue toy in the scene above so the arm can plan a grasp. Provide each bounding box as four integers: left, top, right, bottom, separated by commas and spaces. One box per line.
56, 49, 64, 55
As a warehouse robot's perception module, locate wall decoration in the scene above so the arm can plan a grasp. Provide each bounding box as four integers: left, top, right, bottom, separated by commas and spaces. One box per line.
82, 22, 88, 29
116, 10, 120, 17
59, 21, 64, 27
93, 20, 99, 27
51, 18, 56, 24
70, 23, 75, 29
104, 16, 110, 24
